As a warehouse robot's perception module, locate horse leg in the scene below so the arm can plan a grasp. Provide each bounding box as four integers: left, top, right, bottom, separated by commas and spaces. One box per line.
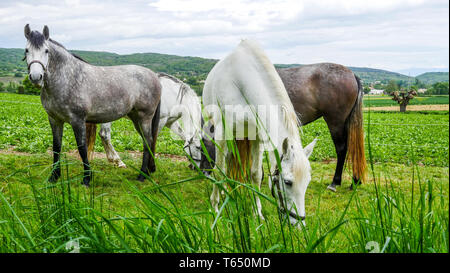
48, 116, 64, 182
327, 124, 348, 192
99, 123, 126, 168
71, 119, 92, 186
250, 142, 264, 220
210, 138, 227, 213
131, 118, 154, 181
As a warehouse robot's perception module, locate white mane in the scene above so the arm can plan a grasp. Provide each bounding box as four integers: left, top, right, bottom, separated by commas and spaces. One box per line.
158, 72, 202, 138
237, 39, 301, 140
238, 39, 309, 184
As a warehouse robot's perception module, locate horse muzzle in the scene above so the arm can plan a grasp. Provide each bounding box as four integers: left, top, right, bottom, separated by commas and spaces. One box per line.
28, 60, 46, 86
29, 72, 43, 83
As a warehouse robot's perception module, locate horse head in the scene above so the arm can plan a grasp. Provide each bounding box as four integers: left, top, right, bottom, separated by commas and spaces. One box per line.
272, 137, 317, 226
24, 24, 50, 87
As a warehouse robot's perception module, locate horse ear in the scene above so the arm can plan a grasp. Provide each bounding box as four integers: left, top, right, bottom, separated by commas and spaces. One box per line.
24, 24, 31, 39
304, 138, 318, 159
43, 25, 49, 40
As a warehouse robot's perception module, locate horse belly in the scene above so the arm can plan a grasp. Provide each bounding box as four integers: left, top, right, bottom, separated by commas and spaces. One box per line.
85, 109, 130, 124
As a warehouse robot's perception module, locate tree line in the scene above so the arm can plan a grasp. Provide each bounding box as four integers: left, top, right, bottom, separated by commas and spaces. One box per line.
362, 78, 449, 96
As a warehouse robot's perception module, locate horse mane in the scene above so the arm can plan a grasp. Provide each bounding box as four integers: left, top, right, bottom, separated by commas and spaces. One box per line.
238, 39, 301, 136
157, 72, 202, 137
157, 72, 191, 103
237, 40, 310, 185
29, 31, 46, 49
49, 39, 88, 64
27, 31, 87, 64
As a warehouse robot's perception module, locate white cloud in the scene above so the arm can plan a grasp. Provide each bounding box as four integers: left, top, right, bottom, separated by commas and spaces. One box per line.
0, 0, 448, 71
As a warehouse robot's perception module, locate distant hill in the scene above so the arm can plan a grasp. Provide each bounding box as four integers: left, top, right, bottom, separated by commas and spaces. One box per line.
347, 66, 414, 84
274, 64, 413, 84
397, 67, 449, 77
416, 72, 449, 85
0, 48, 26, 75
0, 48, 217, 78
0, 47, 445, 85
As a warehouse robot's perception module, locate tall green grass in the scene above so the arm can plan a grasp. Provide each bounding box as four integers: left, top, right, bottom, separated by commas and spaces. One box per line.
0, 132, 448, 253
0, 99, 448, 253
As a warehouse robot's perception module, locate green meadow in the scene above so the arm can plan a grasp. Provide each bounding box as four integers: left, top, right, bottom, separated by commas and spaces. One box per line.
0, 92, 448, 253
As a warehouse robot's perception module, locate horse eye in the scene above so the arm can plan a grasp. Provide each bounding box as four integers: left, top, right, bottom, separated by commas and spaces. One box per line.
45, 49, 49, 54
284, 179, 293, 187
25, 49, 29, 53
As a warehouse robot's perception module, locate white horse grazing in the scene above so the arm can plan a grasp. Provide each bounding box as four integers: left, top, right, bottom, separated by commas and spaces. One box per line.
88, 72, 203, 168
202, 39, 316, 225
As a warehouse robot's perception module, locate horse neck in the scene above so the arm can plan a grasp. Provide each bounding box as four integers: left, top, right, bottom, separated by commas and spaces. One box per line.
179, 87, 202, 141
45, 43, 81, 86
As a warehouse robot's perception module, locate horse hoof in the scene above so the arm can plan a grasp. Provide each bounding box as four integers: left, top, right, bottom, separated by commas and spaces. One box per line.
350, 181, 362, 190
49, 171, 61, 183
137, 174, 146, 182
327, 184, 337, 192
117, 162, 127, 168
49, 176, 59, 183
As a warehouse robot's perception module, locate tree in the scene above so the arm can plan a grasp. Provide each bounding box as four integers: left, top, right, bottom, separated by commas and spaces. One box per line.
186, 76, 198, 86
17, 85, 24, 94
385, 79, 399, 93
414, 78, 426, 89
429, 82, 449, 95
390, 89, 417, 112
373, 83, 384, 90
363, 86, 371, 94
6, 81, 17, 93
21, 75, 41, 95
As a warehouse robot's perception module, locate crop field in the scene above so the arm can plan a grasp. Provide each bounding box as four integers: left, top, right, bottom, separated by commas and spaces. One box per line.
0, 92, 448, 253
1, 93, 448, 166
364, 95, 449, 108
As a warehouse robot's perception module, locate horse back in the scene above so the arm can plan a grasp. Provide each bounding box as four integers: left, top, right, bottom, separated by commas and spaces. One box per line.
277, 63, 359, 125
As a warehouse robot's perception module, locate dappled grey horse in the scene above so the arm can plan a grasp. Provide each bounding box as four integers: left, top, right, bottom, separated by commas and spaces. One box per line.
86, 72, 203, 170
23, 24, 161, 186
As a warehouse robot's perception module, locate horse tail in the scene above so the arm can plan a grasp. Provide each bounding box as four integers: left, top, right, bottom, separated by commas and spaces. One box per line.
346, 75, 367, 183
228, 138, 252, 181
86, 122, 97, 161
151, 100, 161, 154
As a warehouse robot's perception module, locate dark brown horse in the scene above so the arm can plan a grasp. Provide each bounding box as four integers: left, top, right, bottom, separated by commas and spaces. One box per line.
276, 63, 366, 191
201, 62, 366, 191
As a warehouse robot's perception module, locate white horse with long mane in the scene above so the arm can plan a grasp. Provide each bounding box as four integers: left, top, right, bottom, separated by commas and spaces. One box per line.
202, 39, 316, 225
87, 72, 203, 168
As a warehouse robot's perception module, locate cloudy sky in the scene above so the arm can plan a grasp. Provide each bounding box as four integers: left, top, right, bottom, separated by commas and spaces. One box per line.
0, 0, 448, 75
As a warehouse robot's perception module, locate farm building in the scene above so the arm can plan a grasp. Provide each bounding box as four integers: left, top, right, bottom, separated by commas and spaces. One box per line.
369, 89, 384, 95
418, 88, 427, 93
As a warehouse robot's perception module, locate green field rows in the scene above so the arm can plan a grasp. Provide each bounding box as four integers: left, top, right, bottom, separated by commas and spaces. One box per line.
0, 93, 448, 166
0, 92, 448, 253
364, 95, 449, 107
